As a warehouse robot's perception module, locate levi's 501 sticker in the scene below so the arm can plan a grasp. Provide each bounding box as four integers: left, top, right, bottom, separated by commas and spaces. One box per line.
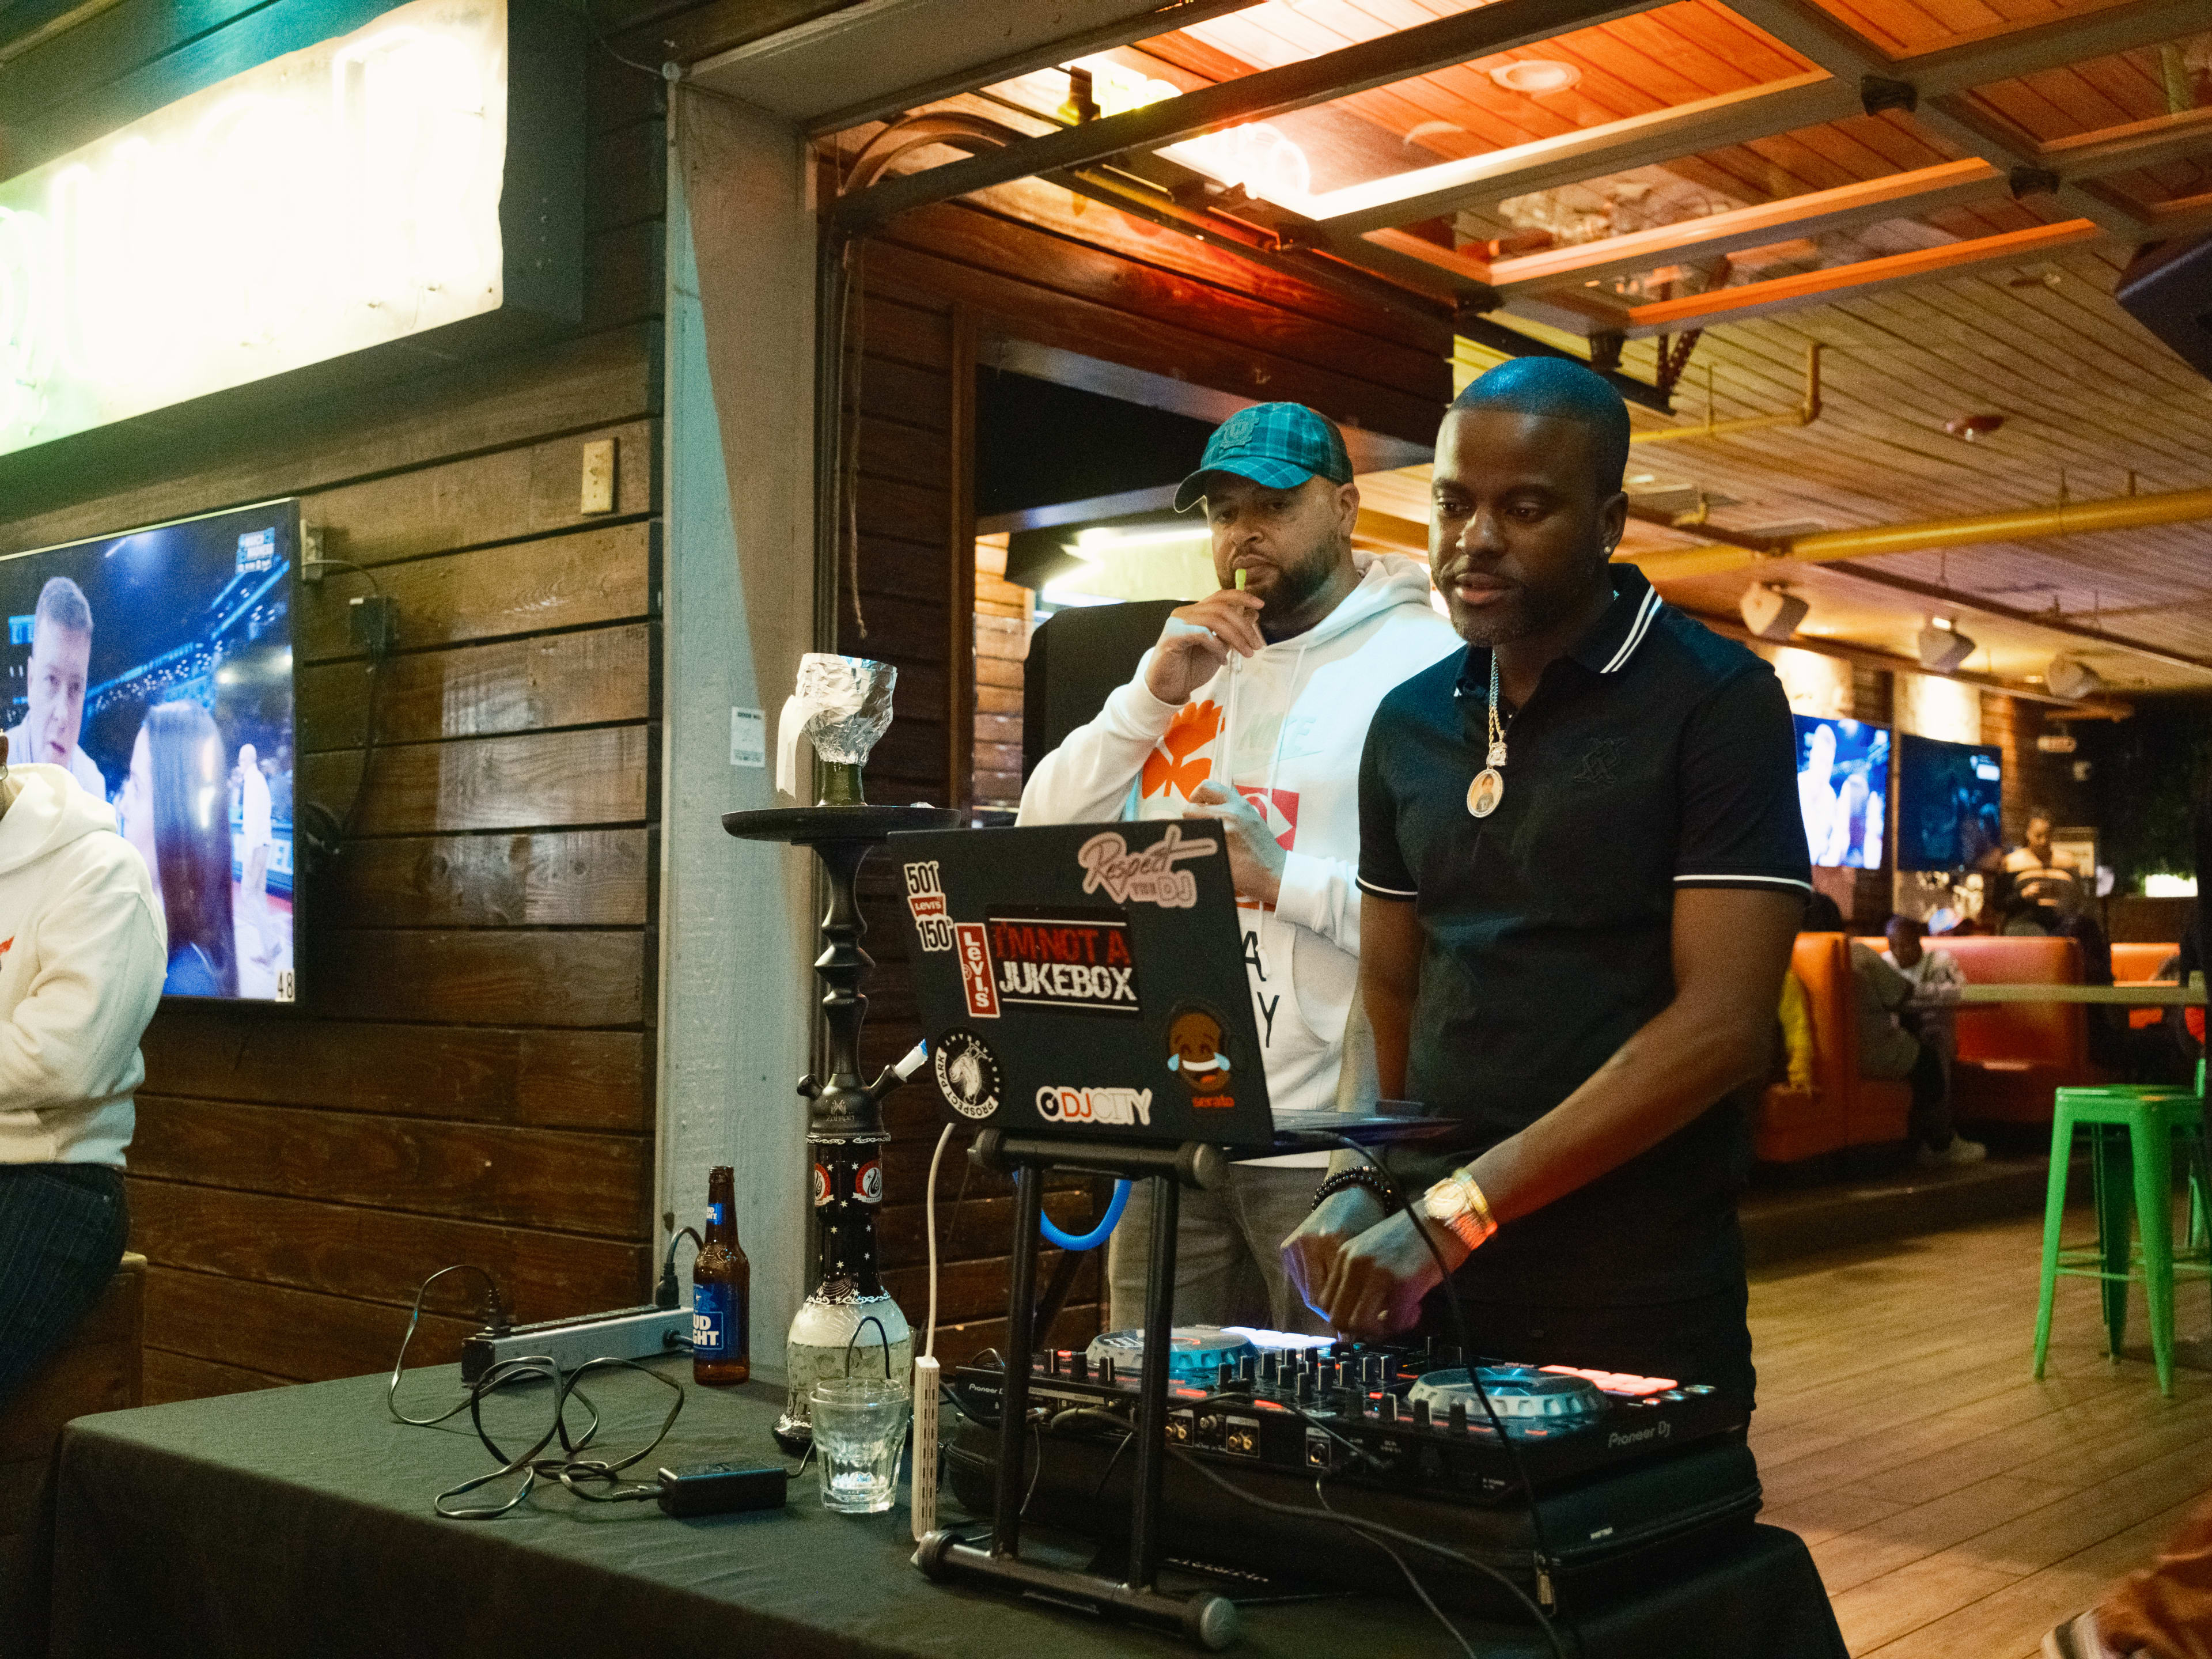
984, 908, 1140, 1017
903, 859, 955, 952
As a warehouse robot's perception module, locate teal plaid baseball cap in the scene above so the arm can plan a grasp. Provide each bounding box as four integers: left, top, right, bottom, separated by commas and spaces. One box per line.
1174, 403, 1354, 512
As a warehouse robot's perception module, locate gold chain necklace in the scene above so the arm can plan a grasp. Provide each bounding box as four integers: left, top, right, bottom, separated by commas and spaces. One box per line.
1467, 651, 1511, 819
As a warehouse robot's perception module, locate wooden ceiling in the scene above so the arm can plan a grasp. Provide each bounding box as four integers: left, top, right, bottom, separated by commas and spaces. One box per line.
837, 0, 2212, 700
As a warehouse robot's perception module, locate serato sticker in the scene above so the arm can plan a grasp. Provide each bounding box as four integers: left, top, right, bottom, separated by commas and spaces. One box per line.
1075, 824, 1217, 908
934, 1027, 1003, 1120
1167, 1001, 1237, 1110
985, 908, 1141, 1017
903, 859, 955, 952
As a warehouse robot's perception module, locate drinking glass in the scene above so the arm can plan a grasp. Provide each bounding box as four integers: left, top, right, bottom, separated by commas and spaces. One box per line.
810, 1377, 910, 1514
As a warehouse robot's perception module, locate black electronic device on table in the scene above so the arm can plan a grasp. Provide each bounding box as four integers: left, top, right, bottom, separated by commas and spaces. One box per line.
941, 1334, 1762, 1619
889, 819, 1455, 1157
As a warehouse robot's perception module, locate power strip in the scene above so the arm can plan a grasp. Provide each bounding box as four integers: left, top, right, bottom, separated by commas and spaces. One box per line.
461, 1305, 692, 1382
912, 1354, 941, 1542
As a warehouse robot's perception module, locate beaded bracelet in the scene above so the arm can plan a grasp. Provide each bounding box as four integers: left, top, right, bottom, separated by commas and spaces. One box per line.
1310, 1167, 1399, 1214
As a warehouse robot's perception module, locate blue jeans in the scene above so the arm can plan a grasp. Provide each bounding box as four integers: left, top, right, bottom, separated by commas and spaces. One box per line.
0, 1164, 128, 1411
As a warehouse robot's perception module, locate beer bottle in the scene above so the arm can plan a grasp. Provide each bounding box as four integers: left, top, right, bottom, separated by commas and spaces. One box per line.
692, 1166, 751, 1385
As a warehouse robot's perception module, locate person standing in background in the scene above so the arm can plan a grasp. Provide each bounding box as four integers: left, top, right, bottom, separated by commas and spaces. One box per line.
1020, 402, 1460, 1335
0, 733, 166, 1407
237, 742, 275, 968
119, 703, 238, 998
4, 577, 106, 799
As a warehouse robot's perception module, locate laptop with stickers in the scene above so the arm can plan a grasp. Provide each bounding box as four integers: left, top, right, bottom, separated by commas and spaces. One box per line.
891, 821, 1445, 1158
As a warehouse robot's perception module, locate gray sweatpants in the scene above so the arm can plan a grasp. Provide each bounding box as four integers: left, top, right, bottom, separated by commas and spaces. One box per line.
1104, 1163, 1331, 1335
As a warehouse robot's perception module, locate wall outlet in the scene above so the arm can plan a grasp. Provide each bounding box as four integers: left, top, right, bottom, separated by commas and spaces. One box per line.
581, 438, 616, 514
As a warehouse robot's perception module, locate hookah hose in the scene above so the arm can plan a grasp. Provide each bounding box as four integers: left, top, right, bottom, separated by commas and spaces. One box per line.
1040, 1180, 1130, 1251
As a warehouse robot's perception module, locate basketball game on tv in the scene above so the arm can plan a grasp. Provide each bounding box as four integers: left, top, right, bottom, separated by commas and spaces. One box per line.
1, 502, 298, 1002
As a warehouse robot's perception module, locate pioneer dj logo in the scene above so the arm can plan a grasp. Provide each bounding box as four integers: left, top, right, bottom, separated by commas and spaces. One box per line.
986, 910, 1140, 1017
1035, 1085, 1153, 1128
1605, 1423, 1671, 1448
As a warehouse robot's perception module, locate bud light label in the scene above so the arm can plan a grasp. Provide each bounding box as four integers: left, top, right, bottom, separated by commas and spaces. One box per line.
706, 1202, 724, 1226
693, 1282, 733, 1356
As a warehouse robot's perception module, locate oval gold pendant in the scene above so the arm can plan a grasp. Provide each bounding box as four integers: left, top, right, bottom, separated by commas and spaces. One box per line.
1467, 767, 1504, 818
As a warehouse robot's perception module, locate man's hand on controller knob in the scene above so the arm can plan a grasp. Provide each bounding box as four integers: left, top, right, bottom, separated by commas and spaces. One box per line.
1281, 1187, 1385, 1330
1313, 1208, 1469, 1340
1143, 588, 1267, 706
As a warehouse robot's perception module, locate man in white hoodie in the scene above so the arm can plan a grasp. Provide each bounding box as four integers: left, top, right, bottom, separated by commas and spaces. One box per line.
1019, 402, 1460, 1332
0, 734, 166, 1408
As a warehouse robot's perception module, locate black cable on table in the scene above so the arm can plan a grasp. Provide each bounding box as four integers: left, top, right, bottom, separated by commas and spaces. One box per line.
1167, 1446, 1570, 1659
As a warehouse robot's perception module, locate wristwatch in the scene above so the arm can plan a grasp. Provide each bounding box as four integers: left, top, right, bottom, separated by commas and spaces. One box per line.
1421, 1172, 1498, 1253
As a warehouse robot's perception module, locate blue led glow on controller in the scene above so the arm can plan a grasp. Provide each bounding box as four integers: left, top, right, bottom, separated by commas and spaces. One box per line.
1039, 1179, 1131, 1251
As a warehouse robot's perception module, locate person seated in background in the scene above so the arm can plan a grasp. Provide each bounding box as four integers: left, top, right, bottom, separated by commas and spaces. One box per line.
1883, 911, 1965, 1101
1850, 936, 1986, 1167
2005, 810, 2080, 923
0, 733, 166, 1409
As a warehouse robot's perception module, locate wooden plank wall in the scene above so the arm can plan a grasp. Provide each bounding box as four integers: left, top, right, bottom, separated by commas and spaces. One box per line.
973, 533, 1028, 809
0, 14, 674, 1403
839, 181, 1453, 1361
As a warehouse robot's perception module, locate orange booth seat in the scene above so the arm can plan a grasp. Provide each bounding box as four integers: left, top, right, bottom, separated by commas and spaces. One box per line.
2113, 941, 2179, 1031
1755, 932, 1912, 1165
1934, 935, 2100, 1124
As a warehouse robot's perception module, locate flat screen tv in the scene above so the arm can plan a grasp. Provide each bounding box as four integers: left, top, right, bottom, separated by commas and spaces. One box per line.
1896, 732, 2003, 873
1794, 714, 1889, 869
2, 501, 298, 1002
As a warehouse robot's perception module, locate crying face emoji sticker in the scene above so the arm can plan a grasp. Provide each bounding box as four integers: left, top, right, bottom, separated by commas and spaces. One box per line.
1167, 1005, 1234, 1107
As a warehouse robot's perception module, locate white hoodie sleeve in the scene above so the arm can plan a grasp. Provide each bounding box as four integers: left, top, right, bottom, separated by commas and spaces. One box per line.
1016, 649, 1185, 827
1275, 850, 1361, 957
0, 848, 165, 1115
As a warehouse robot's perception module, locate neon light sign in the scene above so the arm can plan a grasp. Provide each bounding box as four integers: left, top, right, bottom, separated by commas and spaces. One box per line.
0, 0, 508, 459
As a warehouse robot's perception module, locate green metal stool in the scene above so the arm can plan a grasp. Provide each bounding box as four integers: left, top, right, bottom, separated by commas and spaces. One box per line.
2033, 1082, 2212, 1396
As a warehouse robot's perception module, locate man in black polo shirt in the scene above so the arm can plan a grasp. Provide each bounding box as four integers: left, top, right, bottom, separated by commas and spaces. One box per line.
1281, 358, 1809, 1401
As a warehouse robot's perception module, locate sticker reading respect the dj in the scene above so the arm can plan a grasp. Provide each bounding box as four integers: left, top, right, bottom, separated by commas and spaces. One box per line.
985, 908, 1141, 1017
1075, 824, 1217, 908
934, 1028, 1003, 1120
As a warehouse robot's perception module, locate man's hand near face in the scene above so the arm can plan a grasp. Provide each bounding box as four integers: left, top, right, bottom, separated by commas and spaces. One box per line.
1143, 590, 1267, 706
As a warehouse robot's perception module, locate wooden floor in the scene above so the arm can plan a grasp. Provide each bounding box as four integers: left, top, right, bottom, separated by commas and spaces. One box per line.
1748, 1211, 2212, 1658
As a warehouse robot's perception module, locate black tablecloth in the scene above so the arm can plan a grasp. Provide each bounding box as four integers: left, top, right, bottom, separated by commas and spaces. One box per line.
41, 1358, 1846, 1658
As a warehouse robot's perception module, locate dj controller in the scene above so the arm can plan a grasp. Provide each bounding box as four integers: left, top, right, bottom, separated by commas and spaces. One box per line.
943, 1328, 1764, 1616
958, 1326, 1748, 1499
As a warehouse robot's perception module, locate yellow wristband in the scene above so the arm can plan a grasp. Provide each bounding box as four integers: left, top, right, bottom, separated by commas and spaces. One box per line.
1421, 1171, 1497, 1253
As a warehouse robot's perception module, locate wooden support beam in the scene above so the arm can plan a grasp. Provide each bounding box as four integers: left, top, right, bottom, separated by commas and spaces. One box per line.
1623, 219, 2102, 336
1488, 160, 2005, 296
832, 0, 1660, 231
1319, 73, 1853, 236
2038, 106, 2212, 182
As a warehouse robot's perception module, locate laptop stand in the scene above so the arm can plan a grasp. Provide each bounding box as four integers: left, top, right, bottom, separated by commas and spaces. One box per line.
914, 1128, 1243, 1650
